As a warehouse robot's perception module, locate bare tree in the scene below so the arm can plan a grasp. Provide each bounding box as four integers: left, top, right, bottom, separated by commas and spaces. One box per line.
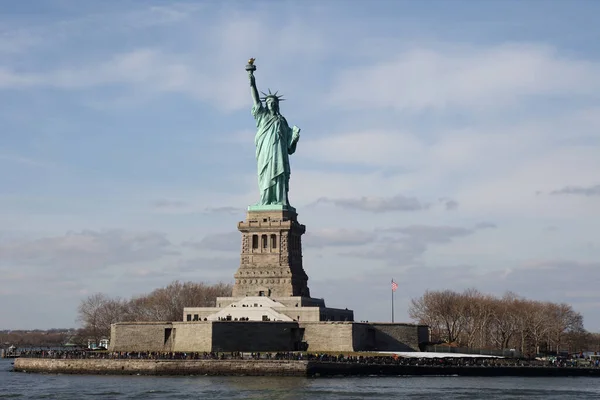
489, 292, 521, 349
459, 288, 485, 348
436, 290, 467, 344
0, 329, 72, 348
126, 281, 233, 322
524, 301, 552, 356
546, 302, 584, 353
474, 294, 496, 349
78, 281, 234, 330
409, 290, 464, 343
77, 294, 128, 343
409, 291, 443, 342
408, 288, 591, 353
564, 330, 592, 354
77, 293, 108, 344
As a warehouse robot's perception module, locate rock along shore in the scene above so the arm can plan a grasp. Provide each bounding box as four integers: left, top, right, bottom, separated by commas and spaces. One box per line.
13, 358, 600, 377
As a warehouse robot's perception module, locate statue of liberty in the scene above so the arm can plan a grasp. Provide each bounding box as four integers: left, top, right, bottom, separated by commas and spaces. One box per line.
246, 58, 300, 209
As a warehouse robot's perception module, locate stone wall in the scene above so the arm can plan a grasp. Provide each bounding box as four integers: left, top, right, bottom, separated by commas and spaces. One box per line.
300, 322, 355, 352
110, 321, 303, 352
352, 323, 376, 351
321, 307, 354, 322
211, 321, 301, 352
213, 296, 324, 308
13, 358, 307, 376
182, 308, 218, 321
171, 322, 212, 352
278, 307, 320, 322
299, 322, 425, 352
368, 323, 429, 351
417, 325, 431, 347
275, 297, 325, 308
110, 322, 174, 352
110, 320, 427, 353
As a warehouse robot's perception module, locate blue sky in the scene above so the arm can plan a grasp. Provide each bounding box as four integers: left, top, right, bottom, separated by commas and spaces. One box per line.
1, 0, 600, 330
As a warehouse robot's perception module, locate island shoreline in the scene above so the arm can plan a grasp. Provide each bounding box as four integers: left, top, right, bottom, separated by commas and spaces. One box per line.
13, 358, 600, 377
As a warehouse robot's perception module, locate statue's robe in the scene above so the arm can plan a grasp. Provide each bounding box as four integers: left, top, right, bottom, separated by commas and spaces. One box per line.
252, 103, 298, 206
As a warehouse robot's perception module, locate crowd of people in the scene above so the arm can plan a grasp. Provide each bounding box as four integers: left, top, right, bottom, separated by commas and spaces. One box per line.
12, 349, 600, 368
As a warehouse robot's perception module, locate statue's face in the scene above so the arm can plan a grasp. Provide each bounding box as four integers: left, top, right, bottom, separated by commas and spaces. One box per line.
266, 97, 279, 112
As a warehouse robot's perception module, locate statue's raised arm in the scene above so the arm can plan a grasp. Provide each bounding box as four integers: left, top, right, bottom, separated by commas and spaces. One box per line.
246, 58, 260, 107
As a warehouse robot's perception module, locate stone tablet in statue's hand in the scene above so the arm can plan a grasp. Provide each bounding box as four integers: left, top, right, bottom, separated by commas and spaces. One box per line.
292, 126, 300, 141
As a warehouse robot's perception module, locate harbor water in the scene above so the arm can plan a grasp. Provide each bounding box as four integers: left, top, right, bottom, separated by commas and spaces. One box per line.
2, 358, 600, 399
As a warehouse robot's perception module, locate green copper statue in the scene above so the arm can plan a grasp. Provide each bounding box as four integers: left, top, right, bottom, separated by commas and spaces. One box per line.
246, 58, 300, 209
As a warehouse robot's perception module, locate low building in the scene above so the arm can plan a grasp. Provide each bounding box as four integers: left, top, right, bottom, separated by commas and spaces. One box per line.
88, 338, 109, 350
183, 295, 352, 322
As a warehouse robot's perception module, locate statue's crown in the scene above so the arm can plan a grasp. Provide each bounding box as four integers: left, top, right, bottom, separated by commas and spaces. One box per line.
260, 89, 285, 102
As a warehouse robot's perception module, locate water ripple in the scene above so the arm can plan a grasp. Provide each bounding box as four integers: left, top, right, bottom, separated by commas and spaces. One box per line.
2, 359, 600, 399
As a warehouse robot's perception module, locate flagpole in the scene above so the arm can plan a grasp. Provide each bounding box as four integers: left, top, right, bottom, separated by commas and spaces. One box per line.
391, 279, 395, 323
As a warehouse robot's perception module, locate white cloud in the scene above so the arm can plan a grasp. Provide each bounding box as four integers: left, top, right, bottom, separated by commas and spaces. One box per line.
152, 199, 189, 209
0, 153, 55, 168
339, 223, 495, 266
0, 48, 209, 95
0, 5, 338, 112
304, 228, 377, 248
123, 4, 204, 28
387, 224, 493, 243
0, 68, 37, 87
174, 256, 237, 280
205, 207, 243, 215
328, 43, 600, 112
289, 170, 423, 207
441, 198, 459, 210
295, 106, 600, 220
150, 200, 242, 215
0, 230, 178, 270
311, 194, 430, 213
0, 28, 40, 54
456, 145, 600, 217
550, 184, 600, 197
182, 232, 239, 253
300, 130, 427, 169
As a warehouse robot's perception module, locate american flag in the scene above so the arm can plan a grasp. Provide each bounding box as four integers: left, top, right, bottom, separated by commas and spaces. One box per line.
391, 280, 398, 292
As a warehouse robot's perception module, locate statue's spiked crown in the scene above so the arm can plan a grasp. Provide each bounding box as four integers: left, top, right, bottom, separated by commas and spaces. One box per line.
260, 89, 285, 102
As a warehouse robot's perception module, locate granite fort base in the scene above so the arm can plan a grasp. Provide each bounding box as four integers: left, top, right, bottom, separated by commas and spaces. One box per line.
110, 321, 429, 353
110, 208, 429, 353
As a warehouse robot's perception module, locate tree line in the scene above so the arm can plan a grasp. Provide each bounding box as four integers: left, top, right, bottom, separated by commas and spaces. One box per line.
77, 280, 232, 344
408, 289, 597, 355
0, 329, 73, 348
7, 284, 597, 355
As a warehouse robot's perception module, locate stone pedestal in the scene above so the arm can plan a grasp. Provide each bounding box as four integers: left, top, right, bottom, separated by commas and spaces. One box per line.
233, 208, 310, 298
